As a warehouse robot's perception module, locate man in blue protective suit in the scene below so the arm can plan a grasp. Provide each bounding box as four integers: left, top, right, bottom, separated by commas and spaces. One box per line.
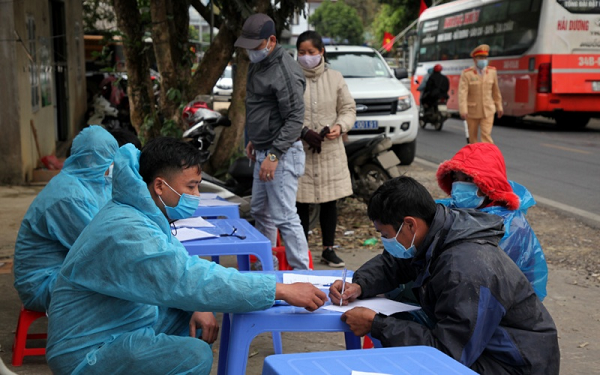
13, 125, 119, 312
46, 137, 327, 375
435, 142, 548, 300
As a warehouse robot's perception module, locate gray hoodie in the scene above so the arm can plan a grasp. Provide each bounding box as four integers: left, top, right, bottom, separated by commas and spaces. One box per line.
245, 44, 306, 158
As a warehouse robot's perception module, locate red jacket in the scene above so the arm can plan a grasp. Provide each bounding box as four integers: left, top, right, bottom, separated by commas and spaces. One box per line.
436, 143, 520, 210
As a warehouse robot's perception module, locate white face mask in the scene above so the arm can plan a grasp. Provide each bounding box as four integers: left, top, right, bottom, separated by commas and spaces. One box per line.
298, 54, 322, 69
247, 39, 271, 63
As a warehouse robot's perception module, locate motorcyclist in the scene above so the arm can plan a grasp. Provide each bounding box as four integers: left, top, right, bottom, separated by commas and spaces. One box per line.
420, 64, 449, 114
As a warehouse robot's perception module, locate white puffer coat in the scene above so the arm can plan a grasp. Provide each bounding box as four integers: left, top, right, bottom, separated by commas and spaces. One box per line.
296, 57, 356, 204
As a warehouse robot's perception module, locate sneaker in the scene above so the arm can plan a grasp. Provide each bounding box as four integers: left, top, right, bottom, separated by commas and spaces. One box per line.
250, 255, 279, 271
321, 248, 345, 268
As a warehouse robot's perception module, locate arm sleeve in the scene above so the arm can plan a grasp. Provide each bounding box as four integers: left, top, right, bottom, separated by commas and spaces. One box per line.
492, 71, 503, 112
334, 77, 356, 133
269, 63, 306, 158
370, 257, 507, 368
352, 251, 415, 298
69, 218, 276, 314
458, 72, 469, 116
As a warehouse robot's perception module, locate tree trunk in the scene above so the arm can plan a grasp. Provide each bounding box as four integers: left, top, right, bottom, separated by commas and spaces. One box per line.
112, 0, 156, 140
203, 51, 249, 175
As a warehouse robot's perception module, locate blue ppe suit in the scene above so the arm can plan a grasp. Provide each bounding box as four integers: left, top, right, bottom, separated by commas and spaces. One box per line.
437, 181, 548, 301
46, 145, 276, 375
13, 125, 118, 312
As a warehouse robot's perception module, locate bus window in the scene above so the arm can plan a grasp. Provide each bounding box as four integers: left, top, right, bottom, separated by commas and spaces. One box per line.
557, 0, 600, 13
480, 2, 508, 23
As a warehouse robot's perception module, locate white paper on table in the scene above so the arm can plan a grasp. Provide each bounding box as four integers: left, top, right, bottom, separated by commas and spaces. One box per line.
174, 228, 217, 242
199, 193, 220, 200
323, 296, 421, 316
351, 372, 391, 375
282, 273, 352, 287
174, 216, 215, 228
198, 198, 240, 207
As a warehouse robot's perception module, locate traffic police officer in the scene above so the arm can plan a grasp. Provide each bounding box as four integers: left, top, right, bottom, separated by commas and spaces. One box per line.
458, 44, 503, 144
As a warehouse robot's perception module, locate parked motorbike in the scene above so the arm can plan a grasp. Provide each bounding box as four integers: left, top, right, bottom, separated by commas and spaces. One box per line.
419, 97, 449, 131
344, 134, 401, 203
182, 102, 254, 220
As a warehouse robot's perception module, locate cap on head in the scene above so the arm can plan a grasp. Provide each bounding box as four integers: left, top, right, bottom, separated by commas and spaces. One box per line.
470, 44, 489, 58
433, 64, 443, 72
234, 13, 276, 49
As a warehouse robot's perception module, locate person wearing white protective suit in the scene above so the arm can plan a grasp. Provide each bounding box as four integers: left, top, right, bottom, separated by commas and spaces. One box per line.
13, 125, 119, 312
46, 137, 327, 375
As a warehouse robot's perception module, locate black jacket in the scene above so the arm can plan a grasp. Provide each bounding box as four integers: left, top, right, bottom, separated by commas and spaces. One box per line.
245, 44, 306, 158
422, 71, 449, 103
354, 205, 559, 374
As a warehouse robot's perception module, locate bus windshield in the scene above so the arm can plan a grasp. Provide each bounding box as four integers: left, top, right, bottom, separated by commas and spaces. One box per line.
327, 52, 392, 78
417, 0, 542, 62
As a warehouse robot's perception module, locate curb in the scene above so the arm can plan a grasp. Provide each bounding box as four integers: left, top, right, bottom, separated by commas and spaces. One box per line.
413, 157, 600, 230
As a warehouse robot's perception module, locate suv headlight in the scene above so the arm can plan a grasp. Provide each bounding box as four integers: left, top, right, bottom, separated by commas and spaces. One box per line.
397, 95, 411, 112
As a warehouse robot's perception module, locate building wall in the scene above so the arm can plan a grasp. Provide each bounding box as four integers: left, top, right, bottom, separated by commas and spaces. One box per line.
1, 0, 86, 184
0, 1, 22, 184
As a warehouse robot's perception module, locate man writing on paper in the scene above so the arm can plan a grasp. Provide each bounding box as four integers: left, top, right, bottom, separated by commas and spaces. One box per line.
329, 177, 559, 374
46, 137, 327, 375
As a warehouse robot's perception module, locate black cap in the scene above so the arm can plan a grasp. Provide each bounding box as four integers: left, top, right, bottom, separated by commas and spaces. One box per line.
234, 13, 276, 49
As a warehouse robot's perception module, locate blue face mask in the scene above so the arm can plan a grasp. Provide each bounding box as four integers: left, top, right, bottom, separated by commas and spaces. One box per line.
247, 39, 271, 63
381, 223, 417, 259
476, 59, 488, 69
451, 181, 485, 209
158, 180, 201, 220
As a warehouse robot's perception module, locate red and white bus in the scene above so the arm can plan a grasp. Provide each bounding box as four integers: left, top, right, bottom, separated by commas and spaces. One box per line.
411, 0, 600, 128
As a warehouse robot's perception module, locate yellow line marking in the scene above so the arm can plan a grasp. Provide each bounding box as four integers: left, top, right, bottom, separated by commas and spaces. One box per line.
541, 143, 591, 155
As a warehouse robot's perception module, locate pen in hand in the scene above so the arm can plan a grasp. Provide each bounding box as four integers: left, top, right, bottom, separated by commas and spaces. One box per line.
339, 267, 347, 307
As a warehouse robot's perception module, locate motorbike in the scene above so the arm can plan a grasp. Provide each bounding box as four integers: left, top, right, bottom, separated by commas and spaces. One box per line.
419, 97, 449, 131
182, 101, 401, 226
344, 134, 401, 203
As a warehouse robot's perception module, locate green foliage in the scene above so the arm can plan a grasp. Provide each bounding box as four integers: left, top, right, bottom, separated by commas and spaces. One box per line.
371, 4, 410, 48
309, 0, 365, 45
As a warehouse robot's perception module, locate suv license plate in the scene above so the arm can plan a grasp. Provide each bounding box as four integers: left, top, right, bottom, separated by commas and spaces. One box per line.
593, 82, 600, 92
353, 120, 379, 130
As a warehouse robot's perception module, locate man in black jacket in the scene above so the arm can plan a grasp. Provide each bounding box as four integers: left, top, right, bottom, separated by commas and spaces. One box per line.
235, 13, 309, 269
420, 64, 449, 110
329, 177, 559, 374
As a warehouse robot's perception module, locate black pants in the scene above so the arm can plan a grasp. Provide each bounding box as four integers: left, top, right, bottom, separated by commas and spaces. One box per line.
296, 200, 337, 247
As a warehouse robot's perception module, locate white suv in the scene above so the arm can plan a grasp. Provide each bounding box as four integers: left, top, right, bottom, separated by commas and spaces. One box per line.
326, 46, 418, 164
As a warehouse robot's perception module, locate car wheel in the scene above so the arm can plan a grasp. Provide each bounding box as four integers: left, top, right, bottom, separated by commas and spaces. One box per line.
392, 139, 416, 165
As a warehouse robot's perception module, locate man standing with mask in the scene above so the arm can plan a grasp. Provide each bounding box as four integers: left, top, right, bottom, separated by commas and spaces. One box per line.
235, 13, 309, 269
458, 44, 503, 144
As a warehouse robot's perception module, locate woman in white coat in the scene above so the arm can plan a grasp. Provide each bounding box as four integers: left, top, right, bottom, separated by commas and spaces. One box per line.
295, 31, 356, 267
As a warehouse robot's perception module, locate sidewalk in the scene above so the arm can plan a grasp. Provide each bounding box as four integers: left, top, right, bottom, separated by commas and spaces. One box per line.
1, 161, 599, 374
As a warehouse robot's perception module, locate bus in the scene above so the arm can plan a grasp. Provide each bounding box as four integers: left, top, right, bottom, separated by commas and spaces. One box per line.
411, 0, 600, 128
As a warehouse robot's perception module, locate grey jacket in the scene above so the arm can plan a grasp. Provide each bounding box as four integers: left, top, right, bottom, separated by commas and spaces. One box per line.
246, 44, 306, 158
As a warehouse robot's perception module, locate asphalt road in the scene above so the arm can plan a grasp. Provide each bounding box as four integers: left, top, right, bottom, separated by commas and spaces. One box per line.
415, 116, 600, 220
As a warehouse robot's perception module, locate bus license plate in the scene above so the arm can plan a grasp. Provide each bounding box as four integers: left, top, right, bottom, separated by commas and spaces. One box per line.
593, 82, 600, 92
353, 120, 379, 130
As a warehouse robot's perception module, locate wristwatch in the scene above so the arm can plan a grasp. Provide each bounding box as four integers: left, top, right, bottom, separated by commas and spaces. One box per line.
268, 153, 278, 162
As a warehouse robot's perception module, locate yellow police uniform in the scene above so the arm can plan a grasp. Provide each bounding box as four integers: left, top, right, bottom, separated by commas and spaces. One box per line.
458, 45, 503, 144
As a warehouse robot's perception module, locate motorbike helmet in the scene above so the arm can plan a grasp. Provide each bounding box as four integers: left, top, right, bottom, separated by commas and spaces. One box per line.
433, 64, 443, 72
182, 99, 213, 128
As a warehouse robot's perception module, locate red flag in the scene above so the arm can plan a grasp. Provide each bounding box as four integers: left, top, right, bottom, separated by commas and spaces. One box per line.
419, 0, 428, 16
382, 31, 394, 52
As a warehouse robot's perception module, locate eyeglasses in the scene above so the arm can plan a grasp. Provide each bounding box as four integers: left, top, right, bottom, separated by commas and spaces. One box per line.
220, 226, 246, 240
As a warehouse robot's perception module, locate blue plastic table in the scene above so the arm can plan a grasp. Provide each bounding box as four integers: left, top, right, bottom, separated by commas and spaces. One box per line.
194, 196, 240, 219
262, 346, 477, 374
218, 270, 361, 375
182, 218, 273, 271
